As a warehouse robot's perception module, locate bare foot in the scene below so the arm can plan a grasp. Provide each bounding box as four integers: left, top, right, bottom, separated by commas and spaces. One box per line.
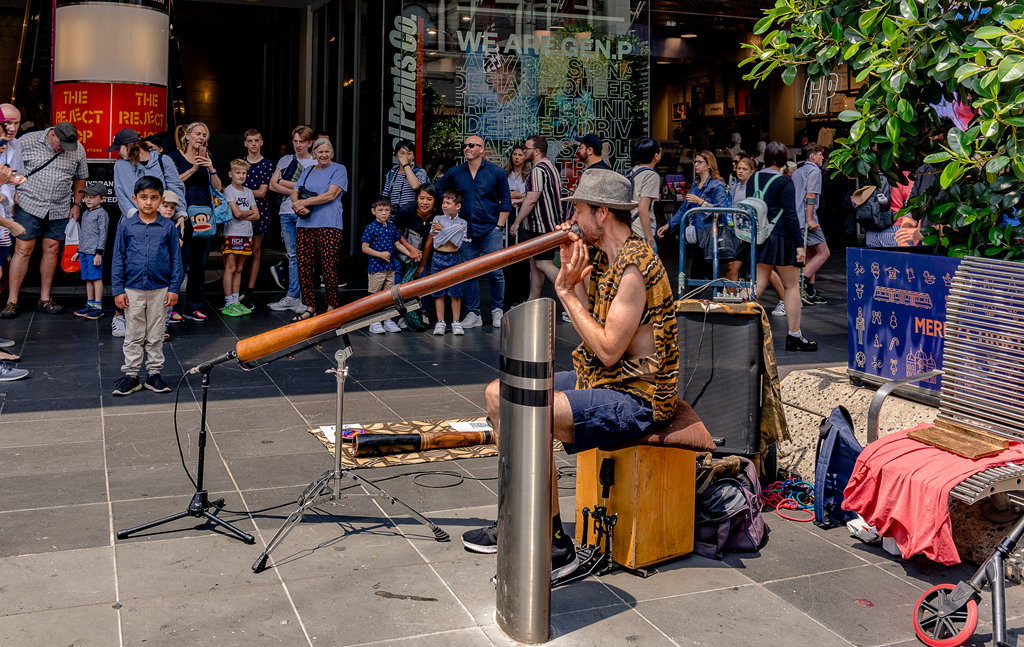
0, 351, 20, 361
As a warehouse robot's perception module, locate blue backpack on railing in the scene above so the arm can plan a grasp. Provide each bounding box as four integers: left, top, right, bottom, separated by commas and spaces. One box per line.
813, 405, 863, 529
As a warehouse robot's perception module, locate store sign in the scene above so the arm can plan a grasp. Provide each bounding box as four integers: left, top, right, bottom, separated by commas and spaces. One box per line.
53, 82, 167, 159
794, 66, 854, 118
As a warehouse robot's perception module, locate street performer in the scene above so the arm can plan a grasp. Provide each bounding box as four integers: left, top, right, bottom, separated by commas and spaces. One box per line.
462, 168, 679, 580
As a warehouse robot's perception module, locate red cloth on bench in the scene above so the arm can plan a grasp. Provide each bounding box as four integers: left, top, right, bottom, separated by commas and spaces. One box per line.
842, 424, 1024, 564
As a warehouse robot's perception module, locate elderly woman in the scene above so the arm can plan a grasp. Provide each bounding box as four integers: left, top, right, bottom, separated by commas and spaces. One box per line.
290, 138, 348, 321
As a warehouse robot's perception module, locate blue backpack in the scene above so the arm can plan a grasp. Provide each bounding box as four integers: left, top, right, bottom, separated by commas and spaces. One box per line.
813, 405, 863, 529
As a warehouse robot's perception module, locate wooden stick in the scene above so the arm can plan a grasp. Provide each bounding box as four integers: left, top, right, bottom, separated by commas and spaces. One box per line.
235, 228, 573, 363
353, 430, 494, 457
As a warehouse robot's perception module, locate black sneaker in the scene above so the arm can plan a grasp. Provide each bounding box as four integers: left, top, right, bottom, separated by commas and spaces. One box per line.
551, 540, 580, 580
112, 375, 142, 396
808, 292, 828, 305
144, 374, 172, 393
463, 522, 498, 554
785, 334, 818, 352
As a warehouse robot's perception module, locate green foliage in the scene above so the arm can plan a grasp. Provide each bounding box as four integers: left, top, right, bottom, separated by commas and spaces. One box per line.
742, 0, 1024, 260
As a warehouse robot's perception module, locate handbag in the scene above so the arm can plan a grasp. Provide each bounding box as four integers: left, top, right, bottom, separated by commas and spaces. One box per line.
61, 218, 80, 273
295, 181, 317, 218
210, 185, 233, 225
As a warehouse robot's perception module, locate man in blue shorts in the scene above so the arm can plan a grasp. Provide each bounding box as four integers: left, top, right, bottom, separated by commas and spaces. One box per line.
462, 169, 680, 580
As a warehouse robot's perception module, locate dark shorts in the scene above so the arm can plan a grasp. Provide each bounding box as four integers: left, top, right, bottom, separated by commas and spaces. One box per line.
13, 204, 67, 241
79, 254, 103, 280
554, 370, 654, 454
0, 245, 9, 266
430, 250, 462, 298
252, 204, 271, 236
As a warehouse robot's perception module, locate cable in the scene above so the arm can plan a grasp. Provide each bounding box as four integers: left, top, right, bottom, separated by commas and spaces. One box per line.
172, 373, 198, 490
762, 479, 815, 522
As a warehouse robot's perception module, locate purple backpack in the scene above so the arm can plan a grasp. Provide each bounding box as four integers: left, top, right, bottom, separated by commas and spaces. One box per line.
693, 456, 769, 559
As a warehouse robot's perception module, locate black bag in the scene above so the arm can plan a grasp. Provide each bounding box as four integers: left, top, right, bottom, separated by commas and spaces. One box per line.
695, 218, 740, 262
693, 456, 770, 559
854, 186, 893, 232
813, 405, 863, 529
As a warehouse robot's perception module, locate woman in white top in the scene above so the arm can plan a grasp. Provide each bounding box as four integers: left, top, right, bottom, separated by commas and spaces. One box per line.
504, 145, 530, 202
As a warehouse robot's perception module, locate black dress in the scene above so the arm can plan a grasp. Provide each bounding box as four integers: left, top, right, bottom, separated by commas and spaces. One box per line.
746, 169, 802, 266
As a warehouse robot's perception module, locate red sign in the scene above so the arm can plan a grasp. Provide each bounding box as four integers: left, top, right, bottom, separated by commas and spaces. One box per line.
53, 82, 167, 159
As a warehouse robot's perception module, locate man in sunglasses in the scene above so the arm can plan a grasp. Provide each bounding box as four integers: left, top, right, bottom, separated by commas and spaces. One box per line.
436, 135, 512, 329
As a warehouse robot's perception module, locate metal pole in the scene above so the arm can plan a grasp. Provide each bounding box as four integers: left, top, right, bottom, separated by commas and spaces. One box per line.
496, 298, 555, 644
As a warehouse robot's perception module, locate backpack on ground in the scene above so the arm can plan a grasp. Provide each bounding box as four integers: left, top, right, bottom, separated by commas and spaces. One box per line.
694, 456, 770, 559
813, 405, 863, 529
734, 172, 783, 245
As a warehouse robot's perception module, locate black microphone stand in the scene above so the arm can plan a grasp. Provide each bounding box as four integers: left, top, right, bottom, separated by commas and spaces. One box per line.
116, 352, 255, 544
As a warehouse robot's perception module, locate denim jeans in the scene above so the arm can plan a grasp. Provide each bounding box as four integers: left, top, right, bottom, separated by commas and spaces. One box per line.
460, 227, 504, 315
279, 211, 301, 299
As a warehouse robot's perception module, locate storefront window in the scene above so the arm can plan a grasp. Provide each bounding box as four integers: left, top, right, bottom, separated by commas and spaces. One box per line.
383, 1, 649, 187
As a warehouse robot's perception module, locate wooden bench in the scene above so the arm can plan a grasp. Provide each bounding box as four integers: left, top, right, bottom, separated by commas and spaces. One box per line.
867, 255, 1024, 509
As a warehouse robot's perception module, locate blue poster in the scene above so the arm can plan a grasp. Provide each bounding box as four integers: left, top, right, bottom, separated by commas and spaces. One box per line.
847, 249, 962, 392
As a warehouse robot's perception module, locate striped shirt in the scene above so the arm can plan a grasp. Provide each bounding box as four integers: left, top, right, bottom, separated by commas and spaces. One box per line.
524, 158, 564, 234
383, 165, 428, 209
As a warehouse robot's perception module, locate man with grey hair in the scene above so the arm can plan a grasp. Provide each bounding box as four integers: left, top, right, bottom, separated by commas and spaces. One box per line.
462, 168, 679, 580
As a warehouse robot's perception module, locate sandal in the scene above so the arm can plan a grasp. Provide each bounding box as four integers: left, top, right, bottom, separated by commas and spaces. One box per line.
0, 302, 17, 319
291, 308, 315, 323
36, 299, 64, 314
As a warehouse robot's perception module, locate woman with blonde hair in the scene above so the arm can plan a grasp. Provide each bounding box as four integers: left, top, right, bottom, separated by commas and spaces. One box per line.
168, 121, 222, 321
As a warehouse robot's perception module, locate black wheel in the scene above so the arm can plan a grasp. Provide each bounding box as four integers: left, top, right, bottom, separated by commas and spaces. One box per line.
913, 584, 978, 647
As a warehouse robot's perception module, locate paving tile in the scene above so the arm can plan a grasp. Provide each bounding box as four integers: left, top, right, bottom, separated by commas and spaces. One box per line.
0, 503, 110, 558
480, 605, 682, 646
297, 397, 400, 427
342, 627, 495, 647
0, 394, 99, 418
211, 425, 326, 459
0, 468, 108, 511
111, 491, 256, 544
0, 603, 120, 647
223, 451, 337, 491
203, 401, 308, 433
107, 460, 236, 502
0, 414, 102, 448
0, 439, 105, 477
0, 546, 115, 615
595, 551, 757, 603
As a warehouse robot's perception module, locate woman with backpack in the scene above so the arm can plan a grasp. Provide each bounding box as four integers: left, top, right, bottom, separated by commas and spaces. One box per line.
748, 141, 817, 352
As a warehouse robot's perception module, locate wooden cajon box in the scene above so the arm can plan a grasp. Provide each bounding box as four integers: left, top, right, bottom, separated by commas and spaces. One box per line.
574, 445, 696, 569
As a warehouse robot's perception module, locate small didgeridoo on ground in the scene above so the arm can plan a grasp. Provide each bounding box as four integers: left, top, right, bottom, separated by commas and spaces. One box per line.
353, 430, 494, 457
234, 226, 576, 364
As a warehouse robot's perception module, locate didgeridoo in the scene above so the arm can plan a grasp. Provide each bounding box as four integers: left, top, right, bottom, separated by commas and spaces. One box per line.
234, 226, 576, 363
353, 430, 494, 457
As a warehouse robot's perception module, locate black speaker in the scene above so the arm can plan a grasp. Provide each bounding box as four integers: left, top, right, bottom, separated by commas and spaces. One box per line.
677, 308, 763, 455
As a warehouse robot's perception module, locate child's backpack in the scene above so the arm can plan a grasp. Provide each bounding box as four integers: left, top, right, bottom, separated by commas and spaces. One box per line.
734, 172, 783, 245
693, 456, 770, 559
813, 405, 863, 529
400, 263, 430, 332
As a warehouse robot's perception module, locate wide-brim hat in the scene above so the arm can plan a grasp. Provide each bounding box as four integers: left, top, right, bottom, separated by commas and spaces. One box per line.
561, 168, 638, 210
852, 185, 877, 206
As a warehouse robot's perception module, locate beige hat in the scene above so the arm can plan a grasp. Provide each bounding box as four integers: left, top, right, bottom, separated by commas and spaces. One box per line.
562, 168, 638, 210
852, 185, 877, 206
162, 190, 181, 205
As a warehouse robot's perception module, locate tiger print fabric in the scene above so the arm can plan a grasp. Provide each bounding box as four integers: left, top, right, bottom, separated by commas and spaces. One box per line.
572, 234, 679, 423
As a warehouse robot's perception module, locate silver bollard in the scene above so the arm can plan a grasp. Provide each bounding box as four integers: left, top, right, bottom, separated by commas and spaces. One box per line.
496, 298, 555, 644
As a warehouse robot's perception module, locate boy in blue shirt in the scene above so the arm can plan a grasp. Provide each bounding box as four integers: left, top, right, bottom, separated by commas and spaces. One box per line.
111, 176, 184, 396
73, 182, 109, 320
360, 195, 420, 334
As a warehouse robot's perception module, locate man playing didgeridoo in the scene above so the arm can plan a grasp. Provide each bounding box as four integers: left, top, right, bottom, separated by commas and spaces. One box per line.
463, 168, 679, 579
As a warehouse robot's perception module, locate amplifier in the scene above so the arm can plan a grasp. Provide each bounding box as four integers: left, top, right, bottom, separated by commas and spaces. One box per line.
677, 308, 762, 455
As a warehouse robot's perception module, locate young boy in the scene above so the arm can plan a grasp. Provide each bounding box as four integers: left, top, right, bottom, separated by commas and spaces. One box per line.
110, 176, 183, 396
222, 159, 259, 316
241, 129, 274, 307
429, 190, 468, 336
73, 182, 110, 320
159, 190, 186, 340
360, 195, 419, 334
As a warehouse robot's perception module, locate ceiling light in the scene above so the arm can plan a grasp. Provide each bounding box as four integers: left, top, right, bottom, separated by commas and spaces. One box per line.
427, 28, 437, 35
461, 15, 470, 22
681, 32, 698, 38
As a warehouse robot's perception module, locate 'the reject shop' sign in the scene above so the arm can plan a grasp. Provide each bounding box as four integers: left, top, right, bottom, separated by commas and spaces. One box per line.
52, 82, 167, 160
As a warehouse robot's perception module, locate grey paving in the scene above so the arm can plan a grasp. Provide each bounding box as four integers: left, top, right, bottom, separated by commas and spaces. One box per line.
2, 254, 1014, 646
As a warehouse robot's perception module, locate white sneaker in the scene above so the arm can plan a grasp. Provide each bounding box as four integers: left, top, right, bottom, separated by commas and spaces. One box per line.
771, 301, 787, 317
397, 318, 407, 329
461, 312, 483, 328
491, 308, 503, 328
383, 319, 401, 333
433, 321, 446, 335
292, 301, 310, 314
111, 314, 126, 338
368, 322, 386, 334
452, 322, 465, 336
268, 296, 299, 311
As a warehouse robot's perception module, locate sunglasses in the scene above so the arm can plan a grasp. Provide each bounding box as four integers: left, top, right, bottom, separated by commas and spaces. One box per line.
463, 143, 482, 149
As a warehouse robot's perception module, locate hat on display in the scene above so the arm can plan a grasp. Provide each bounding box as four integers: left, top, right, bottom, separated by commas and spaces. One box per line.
561, 168, 638, 210
53, 122, 79, 151
106, 128, 141, 152
574, 133, 603, 152
83, 182, 106, 196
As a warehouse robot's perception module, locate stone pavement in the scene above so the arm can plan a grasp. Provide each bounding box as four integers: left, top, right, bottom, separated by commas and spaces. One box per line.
0, 252, 1020, 646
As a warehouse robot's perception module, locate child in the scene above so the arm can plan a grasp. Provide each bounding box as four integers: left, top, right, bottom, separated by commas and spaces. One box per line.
221, 159, 259, 316
429, 190, 468, 336
159, 190, 186, 340
73, 182, 110, 320
110, 176, 183, 396
360, 195, 419, 334
240, 128, 274, 307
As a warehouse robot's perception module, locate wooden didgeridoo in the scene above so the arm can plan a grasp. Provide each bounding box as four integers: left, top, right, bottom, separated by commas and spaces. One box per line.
234, 226, 575, 363
353, 430, 494, 457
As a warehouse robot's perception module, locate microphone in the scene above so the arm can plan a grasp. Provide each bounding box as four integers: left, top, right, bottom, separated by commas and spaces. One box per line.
188, 350, 237, 375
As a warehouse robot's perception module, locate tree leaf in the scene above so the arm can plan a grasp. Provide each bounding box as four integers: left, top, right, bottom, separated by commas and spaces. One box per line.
781, 65, 797, 85
897, 98, 914, 122
900, 0, 919, 20
886, 119, 901, 143
859, 7, 882, 32
753, 15, 774, 35
1000, 58, 1024, 83
882, 17, 897, 41
838, 110, 860, 123
923, 151, 953, 163
850, 120, 865, 142
940, 162, 962, 189
975, 26, 1010, 40
948, 128, 964, 155
985, 155, 1010, 174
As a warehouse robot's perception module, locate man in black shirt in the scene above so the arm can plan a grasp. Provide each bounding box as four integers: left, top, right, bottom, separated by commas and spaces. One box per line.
574, 133, 610, 170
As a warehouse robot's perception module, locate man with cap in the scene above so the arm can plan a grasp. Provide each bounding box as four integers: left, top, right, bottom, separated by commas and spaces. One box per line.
2, 122, 88, 318
462, 168, 680, 580
574, 133, 610, 170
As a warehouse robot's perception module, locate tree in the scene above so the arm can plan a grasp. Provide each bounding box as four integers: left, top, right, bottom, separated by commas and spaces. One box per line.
742, 0, 1024, 259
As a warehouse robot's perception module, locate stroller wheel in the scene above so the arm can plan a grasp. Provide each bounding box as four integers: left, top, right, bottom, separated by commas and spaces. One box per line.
913, 583, 978, 647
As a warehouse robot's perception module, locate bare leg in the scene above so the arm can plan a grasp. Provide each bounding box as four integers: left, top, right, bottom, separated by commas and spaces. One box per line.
527, 258, 544, 300
802, 241, 831, 286
770, 269, 785, 301
7, 238, 36, 304
222, 255, 236, 299
39, 238, 60, 302
451, 296, 461, 321
777, 265, 802, 334
246, 234, 263, 290
434, 298, 446, 323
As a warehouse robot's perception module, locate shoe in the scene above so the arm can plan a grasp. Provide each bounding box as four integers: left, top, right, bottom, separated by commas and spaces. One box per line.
398, 318, 408, 329
221, 303, 244, 317
463, 523, 498, 554
183, 309, 208, 322
808, 292, 828, 305
0, 362, 28, 381
83, 307, 104, 320
111, 315, 126, 338
551, 540, 580, 581
383, 319, 401, 333
235, 301, 254, 315
368, 322, 385, 334
0, 302, 16, 319
292, 301, 310, 314
112, 375, 142, 396
461, 312, 483, 329
801, 289, 814, 305
239, 292, 254, 309
166, 311, 184, 324
452, 322, 465, 336
433, 321, 446, 335
785, 334, 818, 352
561, 311, 571, 323
144, 374, 172, 393
269, 262, 286, 289
268, 295, 300, 311
491, 308, 503, 328
771, 301, 787, 317
0, 338, 15, 348
74, 305, 92, 318
36, 298, 63, 314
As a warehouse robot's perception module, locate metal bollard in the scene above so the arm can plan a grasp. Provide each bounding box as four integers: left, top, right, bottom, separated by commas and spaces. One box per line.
495, 298, 555, 644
